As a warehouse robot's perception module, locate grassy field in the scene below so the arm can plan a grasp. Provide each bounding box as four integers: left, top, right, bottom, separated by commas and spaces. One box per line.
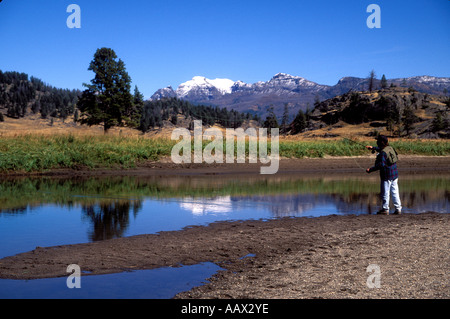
0, 134, 174, 172
279, 138, 450, 158
0, 133, 449, 173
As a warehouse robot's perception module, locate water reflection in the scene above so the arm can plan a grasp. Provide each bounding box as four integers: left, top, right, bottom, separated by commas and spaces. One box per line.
176, 190, 449, 218
81, 200, 143, 241
179, 197, 233, 216
0, 174, 448, 257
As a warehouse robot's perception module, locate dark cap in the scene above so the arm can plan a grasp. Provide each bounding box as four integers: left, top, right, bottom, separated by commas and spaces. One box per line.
376, 135, 388, 144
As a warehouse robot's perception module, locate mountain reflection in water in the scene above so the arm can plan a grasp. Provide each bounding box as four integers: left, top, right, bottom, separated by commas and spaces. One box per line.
0, 174, 448, 255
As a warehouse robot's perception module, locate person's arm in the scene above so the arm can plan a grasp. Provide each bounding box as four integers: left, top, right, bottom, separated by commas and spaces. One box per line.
366, 152, 387, 173
366, 145, 380, 153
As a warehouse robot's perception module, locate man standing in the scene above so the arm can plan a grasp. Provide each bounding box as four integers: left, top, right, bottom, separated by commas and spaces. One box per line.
366, 135, 402, 215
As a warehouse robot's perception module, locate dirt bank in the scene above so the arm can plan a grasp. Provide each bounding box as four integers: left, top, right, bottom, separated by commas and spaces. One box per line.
0, 212, 449, 299
2, 155, 450, 178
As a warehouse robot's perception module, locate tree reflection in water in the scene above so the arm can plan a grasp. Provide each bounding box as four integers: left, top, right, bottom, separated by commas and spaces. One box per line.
81, 200, 143, 241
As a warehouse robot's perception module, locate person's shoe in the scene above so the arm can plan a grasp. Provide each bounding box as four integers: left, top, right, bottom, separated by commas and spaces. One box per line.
376, 209, 389, 215
393, 210, 401, 215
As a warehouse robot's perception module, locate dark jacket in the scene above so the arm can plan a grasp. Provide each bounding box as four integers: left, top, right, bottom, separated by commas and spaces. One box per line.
368, 146, 399, 181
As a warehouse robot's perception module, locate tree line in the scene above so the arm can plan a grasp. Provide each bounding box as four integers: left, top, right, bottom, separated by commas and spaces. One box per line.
139, 97, 259, 132
0, 70, 80, 120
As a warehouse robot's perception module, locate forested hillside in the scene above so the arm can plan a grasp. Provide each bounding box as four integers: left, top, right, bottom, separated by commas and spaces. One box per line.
0, 70, 80, 121
139, 97, 260, 132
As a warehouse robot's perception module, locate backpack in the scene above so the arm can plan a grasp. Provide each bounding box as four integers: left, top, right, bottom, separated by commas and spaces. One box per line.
382, 146, 398, 165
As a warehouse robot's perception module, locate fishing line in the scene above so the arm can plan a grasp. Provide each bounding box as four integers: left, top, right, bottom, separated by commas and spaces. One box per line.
341, 137, 368, 170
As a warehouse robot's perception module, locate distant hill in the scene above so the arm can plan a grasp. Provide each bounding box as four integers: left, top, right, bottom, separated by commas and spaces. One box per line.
151, 73, 450, 119
294, 86, 450, 139
0, 70, 80, 121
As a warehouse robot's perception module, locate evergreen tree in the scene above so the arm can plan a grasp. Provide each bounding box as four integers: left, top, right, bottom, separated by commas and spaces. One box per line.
77, 48, 136, 132
368, 70, 376, 92
431, 111, 448, 132
291, 109, 307, 134
131, 85, 144, 127
380, 74, 388, 89
281, 103, 289, 135
313, 95, 321, 108
402, 105, 418, 136
170, 114, 178, 125
263, 106, 279, 131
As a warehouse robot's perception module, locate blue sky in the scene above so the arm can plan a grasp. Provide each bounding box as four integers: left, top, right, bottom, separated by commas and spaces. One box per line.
0, 0, 449, 98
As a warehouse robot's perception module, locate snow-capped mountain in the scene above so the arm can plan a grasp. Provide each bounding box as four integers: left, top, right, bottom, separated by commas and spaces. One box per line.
152, 73, 328, 100
151, 85, 177, 100
177, 76, 235, 98
151, 73, 450, 118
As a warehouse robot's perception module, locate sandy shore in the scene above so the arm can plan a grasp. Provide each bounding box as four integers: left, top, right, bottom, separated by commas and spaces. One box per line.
0, 212, 448, 299
0, 156, 449, 299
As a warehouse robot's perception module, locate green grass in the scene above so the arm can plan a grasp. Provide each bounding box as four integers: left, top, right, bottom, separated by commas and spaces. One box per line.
280, 139, 450, 158
0, 134, 175, 172
0, 135, 449, 173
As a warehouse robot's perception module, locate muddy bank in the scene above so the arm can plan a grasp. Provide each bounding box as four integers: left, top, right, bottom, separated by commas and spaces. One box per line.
2, 155, 450, 178
0, 212, 449, 299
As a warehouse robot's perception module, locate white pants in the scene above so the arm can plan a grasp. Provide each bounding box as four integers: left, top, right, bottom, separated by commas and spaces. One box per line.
380, 178, 402, 211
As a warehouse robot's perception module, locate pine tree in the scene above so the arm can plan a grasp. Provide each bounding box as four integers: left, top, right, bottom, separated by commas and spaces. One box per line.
368, 70, 376, 92
132, 85, 144, 127
431, 111, 448, 132
313, 95, 321, 108
402, 105, 417, 136
281, 103, 289, 135
291, 109, 307, 134
380, 74, 388, 89
170, 114, 178, 125
77, 48, 136, 132
263, 106, 279, 132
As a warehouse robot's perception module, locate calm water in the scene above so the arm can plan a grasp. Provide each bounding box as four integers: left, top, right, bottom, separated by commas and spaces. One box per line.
0, 173, 448, 298
0, 262, 222, 299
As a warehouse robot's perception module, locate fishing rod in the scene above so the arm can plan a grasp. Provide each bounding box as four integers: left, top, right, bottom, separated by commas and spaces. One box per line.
339, 137, 375, 170
342, 137, 378, 153
342, 137, 368, 148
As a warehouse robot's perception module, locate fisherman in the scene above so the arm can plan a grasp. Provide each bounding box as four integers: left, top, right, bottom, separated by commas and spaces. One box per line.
366, 135, 402, 215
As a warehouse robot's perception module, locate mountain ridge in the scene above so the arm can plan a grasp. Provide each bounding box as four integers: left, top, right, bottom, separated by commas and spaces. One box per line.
151, 73, 450, 118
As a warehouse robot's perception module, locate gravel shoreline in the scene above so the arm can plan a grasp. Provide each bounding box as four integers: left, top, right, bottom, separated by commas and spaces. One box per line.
176, 212, 450, 299
1, 212, 448, 299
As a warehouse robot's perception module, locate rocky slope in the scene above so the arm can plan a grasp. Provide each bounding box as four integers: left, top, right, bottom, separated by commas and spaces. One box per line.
305, 87, 450, 139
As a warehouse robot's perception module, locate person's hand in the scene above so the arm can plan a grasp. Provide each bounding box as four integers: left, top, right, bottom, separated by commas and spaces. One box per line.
366, 145, 373, 150
366, 168, 371, 174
